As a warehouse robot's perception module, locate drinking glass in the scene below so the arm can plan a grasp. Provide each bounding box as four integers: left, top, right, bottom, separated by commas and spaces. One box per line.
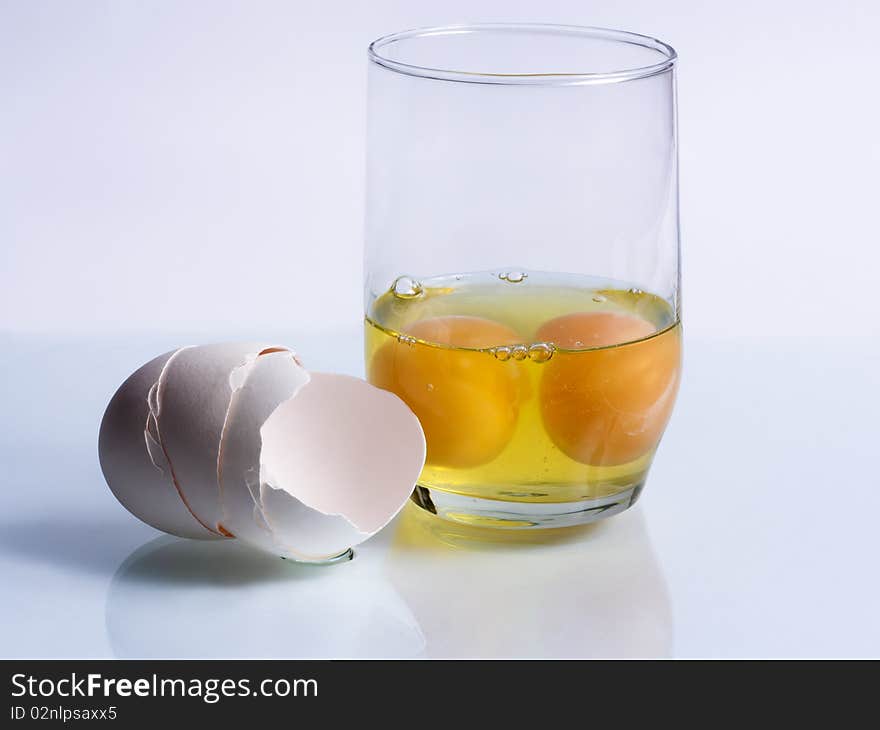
364, 24, 681, 529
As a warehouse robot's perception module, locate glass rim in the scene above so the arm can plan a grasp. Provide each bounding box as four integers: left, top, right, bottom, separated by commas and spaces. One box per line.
368, 23, 677, 86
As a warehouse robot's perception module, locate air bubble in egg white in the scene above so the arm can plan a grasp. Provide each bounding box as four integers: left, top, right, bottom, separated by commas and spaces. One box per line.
528, 343, 555, 363
391, 275, 424, 299
510, 345, 529, 361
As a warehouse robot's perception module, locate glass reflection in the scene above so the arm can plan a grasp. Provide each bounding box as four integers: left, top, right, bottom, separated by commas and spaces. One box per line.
386, 503, 672, 658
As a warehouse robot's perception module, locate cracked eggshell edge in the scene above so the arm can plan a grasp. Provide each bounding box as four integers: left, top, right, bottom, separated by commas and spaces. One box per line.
155, 342, 285, 536
256, 373, 427, 560
216, 350, 311, 557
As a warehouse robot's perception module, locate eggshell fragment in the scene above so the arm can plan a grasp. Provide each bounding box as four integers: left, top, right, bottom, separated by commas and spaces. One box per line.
216, 350, 311, 555
99, 349, 218, 540
257, 373, 426, 561
259, 484, 367, 561
156, 342, 282, 536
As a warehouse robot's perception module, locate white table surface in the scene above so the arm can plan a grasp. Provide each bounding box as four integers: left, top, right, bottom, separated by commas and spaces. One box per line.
1, 329, 878, 658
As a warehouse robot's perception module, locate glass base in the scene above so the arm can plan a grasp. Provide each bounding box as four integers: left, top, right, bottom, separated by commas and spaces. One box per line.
410, 484, 642, 529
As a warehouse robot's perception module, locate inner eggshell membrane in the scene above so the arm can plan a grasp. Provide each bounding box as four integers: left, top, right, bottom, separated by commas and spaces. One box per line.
217, 360, 426, 561
259, 373, 427, 538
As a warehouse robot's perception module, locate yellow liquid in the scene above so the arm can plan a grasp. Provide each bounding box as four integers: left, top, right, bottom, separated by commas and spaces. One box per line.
365, 272, 681, 505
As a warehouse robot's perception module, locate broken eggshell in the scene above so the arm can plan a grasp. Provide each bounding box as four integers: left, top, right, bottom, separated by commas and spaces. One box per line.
156, 342, 281, 536
99, 343, 427, 563
99, 349, 218, 540
216, 349, 313, 558
255, 372, 428, 561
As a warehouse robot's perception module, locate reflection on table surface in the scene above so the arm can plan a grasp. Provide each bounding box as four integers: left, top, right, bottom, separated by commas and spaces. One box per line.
387, 503, 671, 658
105, 533, 425, 659
106, 503, 670, 658
4, 334, 877, 658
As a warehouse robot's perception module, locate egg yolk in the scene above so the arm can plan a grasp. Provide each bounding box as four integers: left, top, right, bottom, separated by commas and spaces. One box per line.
537, 311, 681, 467
369, 316, 523, 469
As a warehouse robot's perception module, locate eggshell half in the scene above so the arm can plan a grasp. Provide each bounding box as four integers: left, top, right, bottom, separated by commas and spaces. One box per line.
216, 350, 311, 555
257, 373, 426, 561
99, 349, 218, 539
156, 342, 282, 536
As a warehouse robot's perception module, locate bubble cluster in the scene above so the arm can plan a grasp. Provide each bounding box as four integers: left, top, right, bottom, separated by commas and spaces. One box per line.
498, 271, 527, 284
628, 287, 643, 295
397, 334, 416, 346
391, 275, 424, 299
489, 342, 555, 363
527, 343, 555, 363
592, 294, 607, 303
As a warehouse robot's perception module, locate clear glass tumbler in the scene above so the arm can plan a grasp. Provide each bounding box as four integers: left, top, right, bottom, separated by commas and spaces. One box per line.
364, 24, 682, 529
